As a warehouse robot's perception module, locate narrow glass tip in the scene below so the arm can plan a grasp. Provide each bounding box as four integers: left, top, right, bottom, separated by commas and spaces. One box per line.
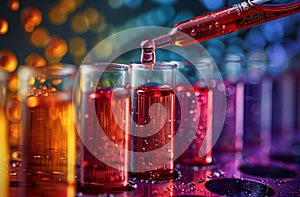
152, 34, 172, 48
140, 39, 155, 49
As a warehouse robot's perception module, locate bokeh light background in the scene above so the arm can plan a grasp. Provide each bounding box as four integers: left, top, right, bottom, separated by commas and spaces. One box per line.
0, 0, 300, 76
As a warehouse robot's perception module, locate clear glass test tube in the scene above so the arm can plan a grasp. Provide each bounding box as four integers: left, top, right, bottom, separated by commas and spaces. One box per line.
76, 63, 131, 192
0, 68, 9, 197
130, 62, 176, 181
243, 52, 272, 164
18, 64, 77, 196
174, 61, 213, 166
213, 55, 245, 154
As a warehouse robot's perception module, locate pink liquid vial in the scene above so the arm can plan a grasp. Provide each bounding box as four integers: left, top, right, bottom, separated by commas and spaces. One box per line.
77, 63, 131, 192
175, 62, 213, 166
130, 62, 177, 181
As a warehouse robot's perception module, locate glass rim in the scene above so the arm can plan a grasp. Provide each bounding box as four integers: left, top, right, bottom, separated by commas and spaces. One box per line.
80, 62, 130, 72
170, 61, 213, 68
35, 63, 77, 77
130, 61, 177, 70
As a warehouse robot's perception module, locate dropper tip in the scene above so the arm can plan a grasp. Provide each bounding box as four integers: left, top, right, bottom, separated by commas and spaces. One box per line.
152, 34, 172, 48
140, 39, 155, 49
140, 39, 156, 64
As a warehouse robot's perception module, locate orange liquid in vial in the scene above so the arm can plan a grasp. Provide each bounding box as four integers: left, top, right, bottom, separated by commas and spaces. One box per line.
22, 92, 76, 186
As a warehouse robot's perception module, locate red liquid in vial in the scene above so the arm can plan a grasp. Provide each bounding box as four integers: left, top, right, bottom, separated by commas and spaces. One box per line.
175, 85, 212, 165
80, 87, 130, 190
131, 83, 176, 181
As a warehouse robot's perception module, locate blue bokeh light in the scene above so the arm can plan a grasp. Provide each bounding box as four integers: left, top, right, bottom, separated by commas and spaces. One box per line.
266, 43, 288, 75
201, 0, 224, 11
151, 0, 178, 5
262, 20, 284, 43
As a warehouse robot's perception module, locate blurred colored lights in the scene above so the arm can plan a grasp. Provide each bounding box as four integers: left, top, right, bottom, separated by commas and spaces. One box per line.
108, 0, 123, 9
0, 50, 18, 73
70, 13, 89, 34
69, 37, 87, 58
20, 7, 43, 32
201, 0, 224, 11
7, 74, 20, 93
84, 7, 100, 26
30, 27, 51, 48
25, 54, 47, 67
48, 5, 68, 25
7, 0, 20, 11
44, 36, 68, 62
0, 18, 9, 35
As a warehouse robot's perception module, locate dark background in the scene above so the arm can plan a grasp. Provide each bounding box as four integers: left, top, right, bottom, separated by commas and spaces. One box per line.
0, 0, 299, 75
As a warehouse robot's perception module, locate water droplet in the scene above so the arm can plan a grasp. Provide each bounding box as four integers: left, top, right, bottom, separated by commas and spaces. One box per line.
209, 25, 213, 30
190, 28, 196, 37
222, 25, 226, 30
196, 178, 204, 183
215, 22, 219, 28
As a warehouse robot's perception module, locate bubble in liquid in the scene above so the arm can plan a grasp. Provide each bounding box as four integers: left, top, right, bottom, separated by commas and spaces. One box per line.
196, 178, 204, 183
26, 96, 39, 108
0, 18, 9, 35
30, 27, 51, 48
28, 76, 36, 86
20, 7, 42, 32
38, 74, 46, 84
52, 79, 62, 86
25, 53, 47, 67
0, 50, 18, 72
7, 0, 19, 11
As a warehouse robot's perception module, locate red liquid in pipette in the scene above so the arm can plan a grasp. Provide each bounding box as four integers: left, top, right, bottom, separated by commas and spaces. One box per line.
153, 1, 300, 47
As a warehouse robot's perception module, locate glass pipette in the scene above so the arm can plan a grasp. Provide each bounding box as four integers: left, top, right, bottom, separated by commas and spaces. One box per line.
152, 0, 300, 48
